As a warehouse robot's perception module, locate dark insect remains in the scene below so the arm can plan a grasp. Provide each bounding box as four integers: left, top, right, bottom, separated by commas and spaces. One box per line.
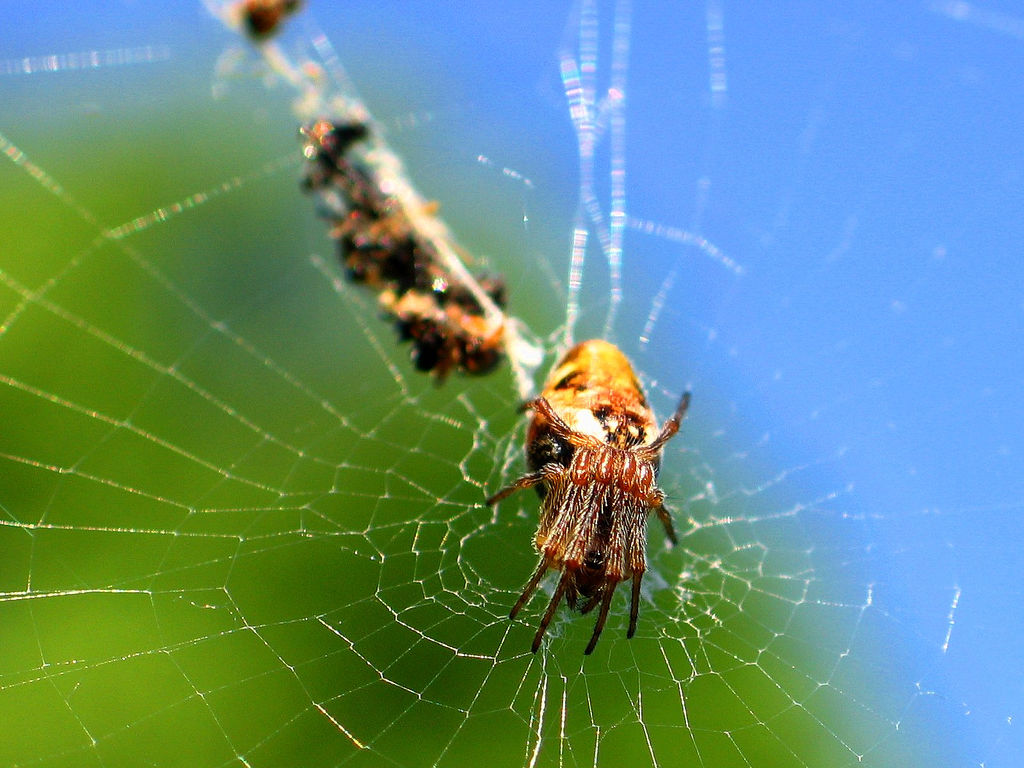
300, 118, 506, 380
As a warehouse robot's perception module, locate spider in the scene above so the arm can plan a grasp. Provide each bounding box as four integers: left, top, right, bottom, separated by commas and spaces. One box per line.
487, 340, 690, 654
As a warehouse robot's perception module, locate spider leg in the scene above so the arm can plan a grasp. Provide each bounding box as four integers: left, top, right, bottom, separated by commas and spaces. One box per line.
655, 503, 678, 545
528, 397, 599, 448
489, 463, 565, 507
564, 578, 580, 611
486, 470, 545, 506
524, 397, 573, 435
584, 579, 619, 655
531, 568, 572, 653
509, 556, 551, 619
627, 571, 644, 639
516, 397, 541, 413
647, 391, 691, 453
579, 592, 602, 615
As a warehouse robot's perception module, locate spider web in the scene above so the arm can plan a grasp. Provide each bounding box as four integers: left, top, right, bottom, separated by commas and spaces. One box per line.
1, 2, 1021, 767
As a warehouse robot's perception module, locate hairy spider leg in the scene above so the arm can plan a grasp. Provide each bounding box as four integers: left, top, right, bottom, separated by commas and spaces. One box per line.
523, 396, 567, 428
584, 577, 620, 654
655, 502, 678, 545
532, 569, 572, 653
579, 591, 603, 614
645, 391, 691, 454
527, 396, 603, 450
487, 461, 565, 507
627, 571, 644, 638
485, 471, 544, 506
509, 556, 551, 620
640, 391, 690, 545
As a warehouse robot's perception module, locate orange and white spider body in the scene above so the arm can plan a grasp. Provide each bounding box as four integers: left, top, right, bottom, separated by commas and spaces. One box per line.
526, 339, 662, 477
488, 339, 689, 654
